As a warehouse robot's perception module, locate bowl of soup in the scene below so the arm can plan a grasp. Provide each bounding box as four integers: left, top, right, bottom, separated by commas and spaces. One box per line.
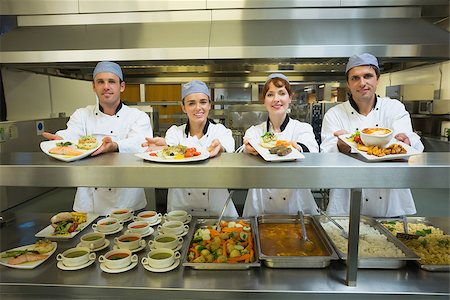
360, 127, 393, 147
57, 247, 96, 267
141, 248, 180, 269
114, 233, 145, 250
99, 249, 137, 269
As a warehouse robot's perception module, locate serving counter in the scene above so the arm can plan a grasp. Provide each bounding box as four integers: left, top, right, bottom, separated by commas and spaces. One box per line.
0, 152, 449, 299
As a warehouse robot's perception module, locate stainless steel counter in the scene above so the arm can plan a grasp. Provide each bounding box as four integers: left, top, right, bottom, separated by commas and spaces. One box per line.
0, 152, 449, 188
0, 213, 449, 300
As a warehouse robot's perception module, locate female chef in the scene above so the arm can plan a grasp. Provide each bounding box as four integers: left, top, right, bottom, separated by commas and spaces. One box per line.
242, 73, 319, 216
144, 80, 239, 217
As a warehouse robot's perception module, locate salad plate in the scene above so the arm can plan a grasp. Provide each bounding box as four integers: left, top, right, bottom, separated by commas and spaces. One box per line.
135, 147, 210, 163
40, 140, 101, 162
35, 214, 99, 239
0, 242, 57, 269
248, 138, 305, 162
339, 134, 421, 162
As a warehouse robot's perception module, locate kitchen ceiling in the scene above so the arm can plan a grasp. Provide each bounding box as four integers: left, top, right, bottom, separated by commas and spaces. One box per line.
0, 0, 448, 83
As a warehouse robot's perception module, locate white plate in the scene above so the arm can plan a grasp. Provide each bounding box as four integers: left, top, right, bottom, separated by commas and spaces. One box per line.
146, 217, 162, 227
77, 239, 110, 252
158, 227, 189, 237
113, 243, 146, 253
0, 242, 57, 269
100, 261, 137, 274
338, 134, 422, 162
57, 257, 96, 271
35, 214, 99, 239
150, 243, 182, 252
93, 225, 124, 236
125, 227, 155, 238
135, 148, 210, 163
40, 140, 102, 162
142, 258, 180, 273
162, 215, 192, 225
248, 139, 305, 162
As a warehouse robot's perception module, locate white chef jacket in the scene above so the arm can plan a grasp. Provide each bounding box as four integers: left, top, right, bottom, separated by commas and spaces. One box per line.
242, 117, 320, 217
320, 97, 424, 217
165, 120, 239, 217
56, 102, 152, 215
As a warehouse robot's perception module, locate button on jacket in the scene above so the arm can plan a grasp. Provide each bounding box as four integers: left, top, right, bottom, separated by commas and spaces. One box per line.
165, 121, 238, 217
243, 117, 319, 217
56, 103, 152, 215
320, 97, 424, 217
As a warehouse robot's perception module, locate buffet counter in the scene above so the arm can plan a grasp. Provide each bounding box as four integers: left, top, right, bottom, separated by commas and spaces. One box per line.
0, 213, 449, 300
0, 152, 449, 299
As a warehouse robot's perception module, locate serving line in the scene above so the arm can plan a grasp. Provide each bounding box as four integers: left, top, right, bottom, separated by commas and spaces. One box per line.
0, 152, 449, 288
0, 213, 449, 300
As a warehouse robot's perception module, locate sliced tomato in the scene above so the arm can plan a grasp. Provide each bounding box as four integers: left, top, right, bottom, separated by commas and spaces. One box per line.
149, 152, 157, 156
68, 222, 79, 233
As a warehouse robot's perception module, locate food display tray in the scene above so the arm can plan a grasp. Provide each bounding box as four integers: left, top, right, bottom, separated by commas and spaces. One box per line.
316, 215, 419, 269
181, 217, 261, 270
377, 217, 450, 272
255, 215, 339, 268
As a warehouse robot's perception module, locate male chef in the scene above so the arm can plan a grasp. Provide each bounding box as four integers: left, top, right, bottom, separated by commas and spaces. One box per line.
42, 61, 152, 215
320, 53, 424, 217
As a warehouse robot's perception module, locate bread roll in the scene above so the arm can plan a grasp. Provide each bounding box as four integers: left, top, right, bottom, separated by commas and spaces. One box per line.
50, 212, 73, 226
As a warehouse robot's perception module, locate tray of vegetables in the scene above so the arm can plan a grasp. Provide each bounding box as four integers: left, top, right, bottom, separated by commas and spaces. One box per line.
181, 218, 260, 269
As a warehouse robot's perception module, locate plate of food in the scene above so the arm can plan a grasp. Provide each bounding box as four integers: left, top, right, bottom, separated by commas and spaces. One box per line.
40, 135, 101, 162
0, 240, 57, 269
35, 212, 99, 239
248, 133, 305, 162
339, 130, 421, 162
135, 145, 210, 163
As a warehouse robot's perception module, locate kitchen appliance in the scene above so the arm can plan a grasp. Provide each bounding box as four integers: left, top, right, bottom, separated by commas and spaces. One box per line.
418, 101, 433, 114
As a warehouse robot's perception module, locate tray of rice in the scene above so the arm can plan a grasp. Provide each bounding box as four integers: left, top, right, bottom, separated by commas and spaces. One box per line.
316, 216, 419, 269
255, 215, 338, 268
379, 217, 450, 272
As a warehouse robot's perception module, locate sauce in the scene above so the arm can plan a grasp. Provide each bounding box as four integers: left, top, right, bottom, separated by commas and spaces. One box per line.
258, 223, 328, 256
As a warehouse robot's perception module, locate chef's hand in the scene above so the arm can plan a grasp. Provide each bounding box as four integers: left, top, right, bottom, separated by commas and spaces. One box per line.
42, 131, 63, 140
92, 136, 118, 156
142, 137, 167, 152
289, 141, 302, 151
394, 133, 411, 145
207, 139, 223, 158
334, 130, 351, 153
243, 137, 258, 155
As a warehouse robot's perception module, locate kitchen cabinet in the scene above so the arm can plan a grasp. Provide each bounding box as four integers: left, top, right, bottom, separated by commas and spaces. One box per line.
0, 152, 449, 299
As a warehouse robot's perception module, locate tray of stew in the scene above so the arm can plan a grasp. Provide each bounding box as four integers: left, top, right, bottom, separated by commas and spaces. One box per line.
181, 218, 260, 270
255, 214, 338, 268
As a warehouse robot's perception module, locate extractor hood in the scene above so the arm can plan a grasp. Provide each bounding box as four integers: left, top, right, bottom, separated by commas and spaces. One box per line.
0, 2, 449, 82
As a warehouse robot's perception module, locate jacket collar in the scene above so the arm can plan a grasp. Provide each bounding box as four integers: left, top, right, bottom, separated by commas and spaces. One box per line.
266, 114, 290, 132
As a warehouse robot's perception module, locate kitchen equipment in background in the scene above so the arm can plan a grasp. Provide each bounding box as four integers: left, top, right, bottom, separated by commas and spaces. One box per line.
386, 84, 434, 101
418, 101, 433, 115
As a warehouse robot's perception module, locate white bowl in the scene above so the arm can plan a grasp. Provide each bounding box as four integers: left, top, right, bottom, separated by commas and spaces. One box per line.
360, 127, 393, 147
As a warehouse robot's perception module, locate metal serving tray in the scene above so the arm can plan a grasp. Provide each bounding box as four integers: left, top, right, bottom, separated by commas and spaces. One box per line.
377, 217, 450, 272
316, 216, 419, 269
255, 214, 339, 268
181, 217, 261, 270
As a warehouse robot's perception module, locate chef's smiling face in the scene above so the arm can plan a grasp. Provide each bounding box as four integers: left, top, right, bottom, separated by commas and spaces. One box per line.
347, 65, 379, 103
182, 93, 211, 124
264, 82, 292, 116
93, 72, 125, 107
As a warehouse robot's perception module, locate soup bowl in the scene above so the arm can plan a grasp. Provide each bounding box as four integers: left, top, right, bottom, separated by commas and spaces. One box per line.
360, 127, 393, 147
80, 232, 106, 249
98, 249, 138, 269
164, 210, 190, 222
57, 247, 96, 267
148, 234, 183, 250
134, 210, 161, 223
127, 221, 151, 235
157, 220, 188, 236
142, 248, 180, 269
114, 233, 145, 250
92, 217, 122, 233
108, 208, 133, 221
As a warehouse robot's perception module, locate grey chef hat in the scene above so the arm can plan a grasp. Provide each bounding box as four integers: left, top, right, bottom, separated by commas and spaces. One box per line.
181, 80, 211, 100
93, 61, 123, 81
345, 53, 379, 74
266, 73, 290, 83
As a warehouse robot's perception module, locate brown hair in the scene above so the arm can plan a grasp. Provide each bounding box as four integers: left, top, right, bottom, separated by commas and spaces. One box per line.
260, 78, 294, 101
